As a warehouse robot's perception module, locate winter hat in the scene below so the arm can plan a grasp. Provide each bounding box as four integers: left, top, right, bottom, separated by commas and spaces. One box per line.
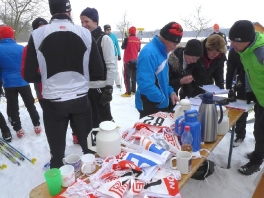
184, 39, 203, 57
48, 0, 71, 15
213, 24, 219, 30
0, 20, 5, 26
129, 26, 136, 35
0, 26, 14, 39
160, 22, 183, 43
32, 17, 48, 30
80, 7, 99, 23
104, 24, 111, 31
229, 20, 255, 42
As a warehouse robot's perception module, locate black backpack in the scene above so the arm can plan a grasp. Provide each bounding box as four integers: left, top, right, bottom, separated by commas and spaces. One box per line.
191, 159, 215, 180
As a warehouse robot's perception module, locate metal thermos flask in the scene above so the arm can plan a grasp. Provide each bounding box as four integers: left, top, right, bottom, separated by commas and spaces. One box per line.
198, 92, 223, 142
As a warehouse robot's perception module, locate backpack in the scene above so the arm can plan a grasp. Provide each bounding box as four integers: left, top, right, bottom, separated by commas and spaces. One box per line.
191, 159, 215, 180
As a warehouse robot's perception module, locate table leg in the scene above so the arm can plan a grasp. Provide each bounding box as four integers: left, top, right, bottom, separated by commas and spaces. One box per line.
227, 125, 236, 169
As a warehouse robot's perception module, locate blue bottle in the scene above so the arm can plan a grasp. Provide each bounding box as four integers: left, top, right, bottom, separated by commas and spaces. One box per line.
175, 109, 201, 152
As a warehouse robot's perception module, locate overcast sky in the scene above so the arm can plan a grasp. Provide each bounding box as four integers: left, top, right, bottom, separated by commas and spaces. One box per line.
69, 0, 263, 31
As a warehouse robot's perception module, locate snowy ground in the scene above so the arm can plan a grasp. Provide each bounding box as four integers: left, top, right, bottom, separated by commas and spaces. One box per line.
0, 40, 261, 198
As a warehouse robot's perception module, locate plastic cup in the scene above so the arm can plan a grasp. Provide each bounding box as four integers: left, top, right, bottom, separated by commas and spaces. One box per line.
44, 168, 62, 196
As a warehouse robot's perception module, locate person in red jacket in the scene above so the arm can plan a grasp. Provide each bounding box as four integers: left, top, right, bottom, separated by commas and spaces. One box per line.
121, 26, 141, 97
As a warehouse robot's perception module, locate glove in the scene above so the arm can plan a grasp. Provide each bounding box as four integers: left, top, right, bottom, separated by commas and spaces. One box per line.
246, 92, 257, 104
118, 55, 121, 61
100, 85, 113, 106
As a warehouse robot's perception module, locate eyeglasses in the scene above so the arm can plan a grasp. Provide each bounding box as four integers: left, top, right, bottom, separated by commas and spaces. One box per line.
107, 29, 111, 31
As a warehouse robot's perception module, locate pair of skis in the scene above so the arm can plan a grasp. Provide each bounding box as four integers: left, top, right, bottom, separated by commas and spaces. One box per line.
0, 138, 37, 169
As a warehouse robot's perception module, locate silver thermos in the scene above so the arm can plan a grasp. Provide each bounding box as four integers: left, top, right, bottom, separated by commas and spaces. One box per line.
198, 92, 223, 142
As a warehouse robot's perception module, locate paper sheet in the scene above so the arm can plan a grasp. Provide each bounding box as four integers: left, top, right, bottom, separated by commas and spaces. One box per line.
201, 85, 229, 94
225, 99, 255, 112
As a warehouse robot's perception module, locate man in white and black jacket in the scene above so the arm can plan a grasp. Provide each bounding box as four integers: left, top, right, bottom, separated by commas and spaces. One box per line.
80, 7, 116, 128
24, 0, 104, 168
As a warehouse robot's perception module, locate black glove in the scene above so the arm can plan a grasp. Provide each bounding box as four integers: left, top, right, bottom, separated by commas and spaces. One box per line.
118, 55, 121, 61
246, 92, 257, 104
100, 85, 113, 106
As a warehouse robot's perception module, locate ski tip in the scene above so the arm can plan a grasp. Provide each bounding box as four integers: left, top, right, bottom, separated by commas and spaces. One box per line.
31, 158, 37, 164
0, 164, 7, 170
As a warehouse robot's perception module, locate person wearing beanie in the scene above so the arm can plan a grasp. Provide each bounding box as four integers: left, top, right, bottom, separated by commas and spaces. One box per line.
103, 24, 122, 88
167, 39, 202, 111
178, 34, 227, 99
0, 26, 41, 141
210, 23, 228, 46
229, 20, 264, 175
121, 26, 141, 97
80, 7, 116, 129
24, 0, 104, 169
135, 22, 182, 118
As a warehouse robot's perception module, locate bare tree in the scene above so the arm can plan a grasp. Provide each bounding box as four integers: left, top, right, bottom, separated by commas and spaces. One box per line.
181, 5, 211, 38
0, 0, 49, 40
116, 11, 130, 42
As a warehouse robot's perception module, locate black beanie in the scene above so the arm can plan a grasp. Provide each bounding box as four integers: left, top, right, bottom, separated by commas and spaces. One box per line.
229, 20, 255, 42
160, 22, 183, 43
80, 7, 99, 23
32, 17, 48, 30
49, 0, 71, 15
104, 24, 111, 31
184, 39, 203, 57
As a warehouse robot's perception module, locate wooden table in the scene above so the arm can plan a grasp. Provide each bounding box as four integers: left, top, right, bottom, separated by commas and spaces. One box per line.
29, 109, 244, 197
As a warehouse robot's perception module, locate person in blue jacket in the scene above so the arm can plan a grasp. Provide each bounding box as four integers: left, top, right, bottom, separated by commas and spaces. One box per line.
104, 24, 122, 88
135, 22, 182, 118
0, 26, 41, 138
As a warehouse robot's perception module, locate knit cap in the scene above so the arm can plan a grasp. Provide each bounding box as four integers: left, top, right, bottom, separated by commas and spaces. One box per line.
80, 7, 99, 23
160, 22, 183, 43
49, 0, 71, 15
129, 26, 136, 35
184, 39, 203, 57
32, 17, 48, 30
0, 26, 14, 39
229, 20, 255, 42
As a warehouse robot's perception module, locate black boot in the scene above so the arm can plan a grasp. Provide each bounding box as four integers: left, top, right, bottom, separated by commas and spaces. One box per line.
2, 131, 12, 142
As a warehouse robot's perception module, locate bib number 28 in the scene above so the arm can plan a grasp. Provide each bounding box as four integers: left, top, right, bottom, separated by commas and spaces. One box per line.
142, 116, 165, 126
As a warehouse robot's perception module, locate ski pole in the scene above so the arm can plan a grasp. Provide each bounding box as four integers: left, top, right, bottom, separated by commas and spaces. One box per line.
0, 141, 24, 161
0, 164, 7, 170
0, 138, 36, 164
0, 146, 20, 166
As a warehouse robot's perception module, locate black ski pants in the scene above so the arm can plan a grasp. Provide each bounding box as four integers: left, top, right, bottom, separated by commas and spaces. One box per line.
88, 88, 113, 128
41, 95, 93, 168
0, 111, 10, 134
124, 63, 136, 94
251, 102, 264, 165
235, 88, 249, 139
4, 85, 40, 131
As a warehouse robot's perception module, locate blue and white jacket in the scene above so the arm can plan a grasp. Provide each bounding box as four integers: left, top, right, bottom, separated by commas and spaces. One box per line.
135, 36, 174, 110
0, 39, 27, 88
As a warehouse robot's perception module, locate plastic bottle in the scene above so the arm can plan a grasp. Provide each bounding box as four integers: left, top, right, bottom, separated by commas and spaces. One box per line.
181, 125, 193, 152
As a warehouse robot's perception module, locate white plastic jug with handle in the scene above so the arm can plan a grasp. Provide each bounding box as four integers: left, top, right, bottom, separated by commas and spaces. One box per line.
87, 121, 121, 158
174, 99, 191, 120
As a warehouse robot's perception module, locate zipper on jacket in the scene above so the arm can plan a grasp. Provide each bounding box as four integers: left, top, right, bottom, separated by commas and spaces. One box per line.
247, 69, 251, 80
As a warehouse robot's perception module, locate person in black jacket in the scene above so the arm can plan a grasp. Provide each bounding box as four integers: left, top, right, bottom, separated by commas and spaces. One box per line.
168, 39, 203, 111
226, 47, 249, 147
180, 34, 227, 99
